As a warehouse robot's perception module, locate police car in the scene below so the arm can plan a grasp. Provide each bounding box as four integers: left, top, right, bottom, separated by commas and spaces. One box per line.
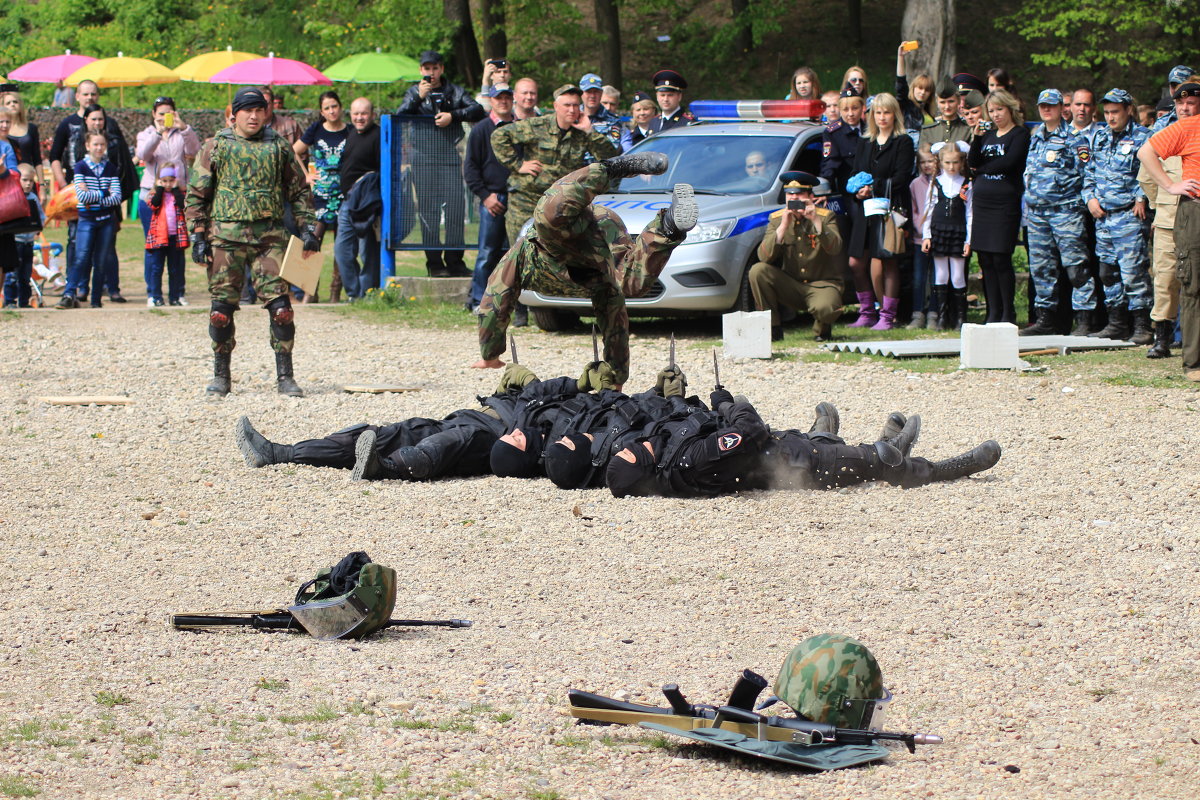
521, 100, 838, 331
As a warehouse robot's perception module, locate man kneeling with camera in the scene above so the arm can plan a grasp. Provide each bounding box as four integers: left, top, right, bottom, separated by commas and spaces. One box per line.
749, 171, 845, 341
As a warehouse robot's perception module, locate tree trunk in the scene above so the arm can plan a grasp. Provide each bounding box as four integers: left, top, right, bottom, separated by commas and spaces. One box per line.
901, 0, 956, 81
847, 0, 862, 48
731, 0, 752, 55
444, 0, 483, 88
594, 0, 622, 90
481, 0, 507, 60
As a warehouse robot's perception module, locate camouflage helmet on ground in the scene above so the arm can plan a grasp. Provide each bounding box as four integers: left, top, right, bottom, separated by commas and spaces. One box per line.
775, 633, 887, 729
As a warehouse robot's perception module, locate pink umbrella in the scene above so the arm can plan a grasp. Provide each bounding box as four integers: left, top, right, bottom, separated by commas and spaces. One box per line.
9, 50, 97, 83
208, 52, 332, 86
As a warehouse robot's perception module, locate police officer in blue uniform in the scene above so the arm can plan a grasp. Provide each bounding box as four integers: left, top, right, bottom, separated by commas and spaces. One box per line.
1022, 88, 1099, 336
1150, 65, 1195, 134
820, 85, 865, 195
1083, 88, 1153, 342
652, 70, 697, 131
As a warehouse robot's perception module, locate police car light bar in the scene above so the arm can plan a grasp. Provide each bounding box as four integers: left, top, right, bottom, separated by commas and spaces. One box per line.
689, 99, 825, 121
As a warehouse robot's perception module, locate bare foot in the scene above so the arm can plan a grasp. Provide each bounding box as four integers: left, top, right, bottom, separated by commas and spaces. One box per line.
470, 359, 505, 369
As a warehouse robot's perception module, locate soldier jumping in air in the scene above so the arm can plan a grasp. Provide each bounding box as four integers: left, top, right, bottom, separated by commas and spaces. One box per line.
470, 152, 699, 386
186, 87, 319, 397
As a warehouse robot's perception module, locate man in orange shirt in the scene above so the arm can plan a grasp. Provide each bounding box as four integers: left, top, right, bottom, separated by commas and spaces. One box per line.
1138, 82, 1200, 381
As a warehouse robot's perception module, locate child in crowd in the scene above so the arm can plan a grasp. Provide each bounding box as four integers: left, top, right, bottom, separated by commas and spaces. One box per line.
908, 145, 938, 328
58, 132, 121, 309
143, 164, 189, 307
921, 141, 972, 330
787, 67, 822, 100
820, 90, 842, 124
2, 164, 44, 307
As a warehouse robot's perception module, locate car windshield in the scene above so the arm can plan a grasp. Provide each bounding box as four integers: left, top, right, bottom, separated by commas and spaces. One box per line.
611, 135, 795, 196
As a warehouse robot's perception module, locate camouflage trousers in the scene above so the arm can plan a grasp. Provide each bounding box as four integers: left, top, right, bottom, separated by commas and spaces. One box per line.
479, 164, 682, 384
209, 231, 294, 353
1025, 206, 1097, 311
504, 190, 539, 250
1174, 198, 1200, 371
1094, 207, 1152, 311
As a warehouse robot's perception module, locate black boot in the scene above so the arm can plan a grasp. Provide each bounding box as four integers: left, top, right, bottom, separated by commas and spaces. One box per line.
1146, 320, 1174, 359
1070, 309, 1096, 337
1020, 309, 1057, 336
887, 414, 921, 457
1089, 305, 1130, 340
771, 325, 784, 342
235, 416, 292, 468
275, 352, 304, 397
808, 402, 840, 436
351, 429, 381, 481
930, 440, 1002, 482
662, 183, 699, 237
206, 352, 232, 396
1130, 309, 1153, 345
879, 412, 906, 442
392, 446, 435, 480
952, 288, 968, 331
929, 286, 947, 331
601, 151, 668, 178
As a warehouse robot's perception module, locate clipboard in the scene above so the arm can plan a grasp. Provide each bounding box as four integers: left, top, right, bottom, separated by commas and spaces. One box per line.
279, 235, 324, 295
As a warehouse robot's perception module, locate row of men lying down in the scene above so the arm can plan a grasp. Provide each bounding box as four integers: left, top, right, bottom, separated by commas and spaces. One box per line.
236, 361, 1001, 497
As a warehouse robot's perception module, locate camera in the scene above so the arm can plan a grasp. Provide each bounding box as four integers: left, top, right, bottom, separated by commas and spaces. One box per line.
488, 59, 508, 69
978, 120, 994, 132
787, 198, 805, 211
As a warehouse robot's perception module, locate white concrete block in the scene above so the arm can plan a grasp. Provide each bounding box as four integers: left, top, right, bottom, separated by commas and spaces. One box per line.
960, 322, 1026, 369
722, 311, 773, 359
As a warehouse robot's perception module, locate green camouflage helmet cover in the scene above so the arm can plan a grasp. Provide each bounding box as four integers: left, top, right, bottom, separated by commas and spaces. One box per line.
292, 559, 397, 640
775, 634, 885, 728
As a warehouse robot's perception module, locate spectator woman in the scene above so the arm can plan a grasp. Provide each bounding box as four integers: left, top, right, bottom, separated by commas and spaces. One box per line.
847, 92, 914, 330
968, 89, 1029, 323
842, 66, 869, 98
787, 67, 822, 101
295, 90, 349, 303
135, 96, 200, 236
987, 68, 1025, 114
1, 93, 42, 190
621, 92, 658, 150
71, 104, 134, 303
0, 108, 21, 284
895, 45, 934, 136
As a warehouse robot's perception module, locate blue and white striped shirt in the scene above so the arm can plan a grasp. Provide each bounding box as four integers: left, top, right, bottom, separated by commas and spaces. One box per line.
72, 156, 122, 220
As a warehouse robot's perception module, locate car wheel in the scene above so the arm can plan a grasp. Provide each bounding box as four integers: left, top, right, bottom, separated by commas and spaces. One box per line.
729, 260, 754, 313
532, 308, 581, 332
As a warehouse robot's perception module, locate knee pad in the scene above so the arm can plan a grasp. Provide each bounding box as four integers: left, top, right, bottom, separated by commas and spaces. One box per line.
1066, 261, 1092, 289
265, 296, 295, 340
812, 443, 885, 489
208, 302, 237, 344
1098, 261, 1120, 286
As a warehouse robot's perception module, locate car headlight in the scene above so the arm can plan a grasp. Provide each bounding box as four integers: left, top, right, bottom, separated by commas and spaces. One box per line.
682, 218, 735, 245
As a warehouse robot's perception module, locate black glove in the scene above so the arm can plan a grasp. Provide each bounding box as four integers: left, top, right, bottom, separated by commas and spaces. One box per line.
710, 389, 734, 409
191, 238, 211, 265
301, 228, 321, 252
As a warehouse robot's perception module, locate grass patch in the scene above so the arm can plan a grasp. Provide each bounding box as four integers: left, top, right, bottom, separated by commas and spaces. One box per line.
391, 717, 476, 734
275, 771, 401, 800
326, 284, 474, 330
645, 733, 680, 750
529, 789, 565, 800
0, 775, 39, 797
278, 702, 338, 725
552, 732, 590, 748
255, 678, 288, 691
492, 711, 514, 724
392, 719, 433, 731
1088, 687, 1117, 700
94, 691, 131, 708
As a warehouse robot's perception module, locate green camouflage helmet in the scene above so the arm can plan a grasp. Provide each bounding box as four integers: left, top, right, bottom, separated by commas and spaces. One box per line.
291, 554, 397, 640
775, 634, 886, 729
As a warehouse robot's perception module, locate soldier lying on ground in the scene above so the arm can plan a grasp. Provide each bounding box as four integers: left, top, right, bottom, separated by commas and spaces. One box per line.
470, 151, 700, 386
605, 398, 1002, 498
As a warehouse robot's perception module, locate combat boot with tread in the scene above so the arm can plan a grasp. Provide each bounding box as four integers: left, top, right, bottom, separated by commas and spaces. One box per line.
207, 352, 232, 396
930, 440, 1002, 482
601, 151, 668, 178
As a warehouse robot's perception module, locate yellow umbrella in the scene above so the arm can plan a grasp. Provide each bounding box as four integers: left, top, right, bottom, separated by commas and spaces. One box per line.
66, 52, 179, 105
174, 46, 261, 81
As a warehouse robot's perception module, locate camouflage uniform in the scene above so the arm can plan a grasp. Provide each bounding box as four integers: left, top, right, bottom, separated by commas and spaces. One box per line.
1024, 121, 1097, 312
186, 127, 315, 353
477, 163, 684, 384
748, 208, 844, 330
491, 114, 620, 245
1082, 122, 1152, 311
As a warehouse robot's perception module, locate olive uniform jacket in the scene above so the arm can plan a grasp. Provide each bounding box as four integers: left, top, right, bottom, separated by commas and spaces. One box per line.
757, 209, 844, 284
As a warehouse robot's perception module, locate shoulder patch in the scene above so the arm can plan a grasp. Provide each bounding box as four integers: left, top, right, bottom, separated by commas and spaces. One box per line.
718, 432, 743, 452
769, 209, 785, 219
1076, 145, 1091, 163
822, 140, 832, 157
825, 120, 843, 133
816, 208, 834, 217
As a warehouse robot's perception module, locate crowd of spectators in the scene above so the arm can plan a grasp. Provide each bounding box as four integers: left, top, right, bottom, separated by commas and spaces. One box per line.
1, 46, 1197, 382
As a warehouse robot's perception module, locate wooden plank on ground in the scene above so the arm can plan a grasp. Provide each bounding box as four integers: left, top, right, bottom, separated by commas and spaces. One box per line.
38, 396, 132, 406
342, 385, 420, 394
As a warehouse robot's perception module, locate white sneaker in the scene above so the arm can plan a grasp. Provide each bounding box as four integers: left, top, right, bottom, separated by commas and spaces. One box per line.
177, 297, 189, 306
146, 298, 156, 307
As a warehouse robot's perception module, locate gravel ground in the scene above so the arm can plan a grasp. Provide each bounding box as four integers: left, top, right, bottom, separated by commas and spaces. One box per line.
2, 306, 1198, 800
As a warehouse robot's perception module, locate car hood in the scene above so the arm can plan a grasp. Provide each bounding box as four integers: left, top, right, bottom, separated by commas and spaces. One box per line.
591, 192, 767, 231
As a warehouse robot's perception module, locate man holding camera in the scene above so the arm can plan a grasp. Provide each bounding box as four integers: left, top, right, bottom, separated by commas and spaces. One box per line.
748, 171, 844, 342
397, 50, 485, 277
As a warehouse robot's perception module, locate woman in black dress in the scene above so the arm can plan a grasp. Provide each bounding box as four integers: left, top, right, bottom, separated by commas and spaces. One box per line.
968, 89, 1030, 323
848, 92, 914, 329
1, 93, 40, 189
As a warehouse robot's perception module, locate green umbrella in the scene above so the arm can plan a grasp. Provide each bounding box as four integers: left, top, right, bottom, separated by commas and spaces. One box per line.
323, 50, 422, 83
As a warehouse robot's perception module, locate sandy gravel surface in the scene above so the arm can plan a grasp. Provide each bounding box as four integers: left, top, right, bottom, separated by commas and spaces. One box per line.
1, 306, 1198, 800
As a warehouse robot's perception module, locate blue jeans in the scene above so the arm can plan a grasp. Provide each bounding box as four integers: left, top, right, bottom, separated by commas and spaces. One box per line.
469, 195, 509, 307
3, 241, 33, 306
911, 249, 932, 312
145, 241, 186, 303
335, 202, 380, 299
66, 215, 117, 303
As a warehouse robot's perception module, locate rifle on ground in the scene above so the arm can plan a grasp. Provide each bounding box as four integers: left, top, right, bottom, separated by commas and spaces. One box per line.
170, 610, 471, 634
568, 670, 941, 753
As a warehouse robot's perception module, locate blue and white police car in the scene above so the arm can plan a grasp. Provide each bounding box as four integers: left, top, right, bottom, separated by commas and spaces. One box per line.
521, 100, 839, 330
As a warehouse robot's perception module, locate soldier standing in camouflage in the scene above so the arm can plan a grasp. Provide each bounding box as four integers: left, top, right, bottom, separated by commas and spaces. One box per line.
749, 171, 844, 342
1082, 89, 1153, 343
186, 87, 319, 397
1021, 88, 1100, 337
470, 152, 698, 386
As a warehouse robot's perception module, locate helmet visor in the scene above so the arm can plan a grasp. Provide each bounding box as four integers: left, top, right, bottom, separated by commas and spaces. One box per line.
843, 687, 893, 730
288, 594, 371, 640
